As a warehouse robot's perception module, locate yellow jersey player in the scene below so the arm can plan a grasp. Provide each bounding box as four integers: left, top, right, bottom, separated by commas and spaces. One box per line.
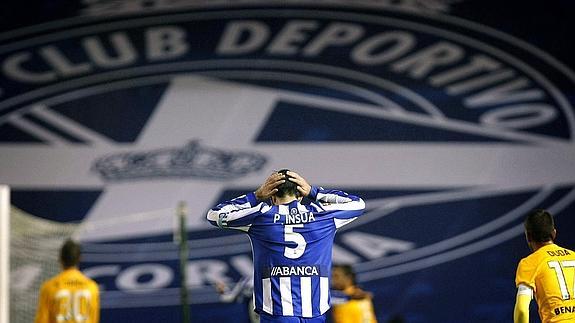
514, 209, 575, 323
35, 239, 100, 323
331, 264, 378, 323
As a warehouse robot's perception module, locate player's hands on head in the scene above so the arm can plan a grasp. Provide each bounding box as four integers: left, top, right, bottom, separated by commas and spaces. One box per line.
255, 172, 285, 201
287, 171, 312, 197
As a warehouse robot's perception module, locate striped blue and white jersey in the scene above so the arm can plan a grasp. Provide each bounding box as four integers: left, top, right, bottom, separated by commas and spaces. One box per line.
207, 186, 365, 318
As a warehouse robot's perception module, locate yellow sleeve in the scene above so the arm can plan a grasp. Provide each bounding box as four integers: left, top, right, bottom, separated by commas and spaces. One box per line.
513, 285, 533, 323
34, 283, 51, 323
91, 282, 100, 323
515, 258, 536, 289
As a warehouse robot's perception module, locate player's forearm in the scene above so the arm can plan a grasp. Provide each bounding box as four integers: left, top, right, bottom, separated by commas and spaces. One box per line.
513, 308, 528, 323
513, 293, 531, 323
314, 187, 365, 211
207, 192, 260, 226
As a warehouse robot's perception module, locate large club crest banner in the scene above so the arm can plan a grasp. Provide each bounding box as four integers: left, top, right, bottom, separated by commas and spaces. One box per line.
1, 1, 574, 322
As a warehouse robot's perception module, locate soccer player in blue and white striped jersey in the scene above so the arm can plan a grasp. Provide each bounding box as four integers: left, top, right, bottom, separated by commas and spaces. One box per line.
207, 170, 366, 323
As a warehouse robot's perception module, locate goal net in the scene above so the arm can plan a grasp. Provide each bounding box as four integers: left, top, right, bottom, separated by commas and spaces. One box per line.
9, 206, 78, 323
1, 190, 188, 323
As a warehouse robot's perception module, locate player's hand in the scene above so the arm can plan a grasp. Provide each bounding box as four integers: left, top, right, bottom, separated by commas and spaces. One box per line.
214, 281, 227, 295
255, 172, 285, 200
287, 171, 311, 197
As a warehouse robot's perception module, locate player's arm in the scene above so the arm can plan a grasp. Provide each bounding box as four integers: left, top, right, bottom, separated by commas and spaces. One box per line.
288, 171, 365, 211
347, 286, 373, 300
206, 193, 263, 229
330, 289, 350, 305
313, 188, 365, 212
513, 283, 532, 323
91, 283, 100, 323
288, 171, 365, 228
216, 277, 250, 303
206, 172, 284, 228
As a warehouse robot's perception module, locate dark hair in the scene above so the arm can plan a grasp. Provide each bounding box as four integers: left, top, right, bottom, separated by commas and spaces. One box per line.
333, 264, 356, 285
525, 209, 555, 243
60, 239, 81, 268
275, 169, 299, 198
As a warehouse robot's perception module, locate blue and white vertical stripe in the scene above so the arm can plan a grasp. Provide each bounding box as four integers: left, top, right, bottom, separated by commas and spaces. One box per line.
261, 276, 330, 317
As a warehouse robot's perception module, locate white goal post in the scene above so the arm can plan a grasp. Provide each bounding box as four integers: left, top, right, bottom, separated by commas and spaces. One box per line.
0, 185, 10, 323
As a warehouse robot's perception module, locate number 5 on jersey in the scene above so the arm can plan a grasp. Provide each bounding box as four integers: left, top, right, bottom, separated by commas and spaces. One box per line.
284, 224, 307, 259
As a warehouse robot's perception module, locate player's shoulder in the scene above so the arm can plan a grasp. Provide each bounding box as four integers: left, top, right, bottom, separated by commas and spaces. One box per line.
76, 270, 98, 286
86, 277, 100, 292
534, 244, 575, 258
309, 201, 326, 212
556, 244, 575, 254
547, 244, 575, 259
518, 250, 544, 271
39, 272, 63, 292
86, 273, 98, 285
67, 269, 98, 287
519, 244, 572, 267
75, 271, 100, 293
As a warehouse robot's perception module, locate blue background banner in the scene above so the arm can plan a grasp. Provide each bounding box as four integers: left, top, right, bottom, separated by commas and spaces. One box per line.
1, 1, 574, 322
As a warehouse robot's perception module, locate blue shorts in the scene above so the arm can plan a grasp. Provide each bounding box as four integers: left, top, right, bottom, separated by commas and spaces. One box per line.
259, 313, 326, 323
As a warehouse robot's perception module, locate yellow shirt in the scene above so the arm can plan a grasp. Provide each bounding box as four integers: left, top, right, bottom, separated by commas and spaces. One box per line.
332, 287, 378, 323
35, 268, 100, 323
515, 244, 575, 323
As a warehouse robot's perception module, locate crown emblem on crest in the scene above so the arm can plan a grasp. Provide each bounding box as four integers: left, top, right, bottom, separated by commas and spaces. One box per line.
92, 140, 267, 181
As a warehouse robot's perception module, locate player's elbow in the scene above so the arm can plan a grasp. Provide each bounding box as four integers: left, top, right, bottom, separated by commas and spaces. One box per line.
349, 198, 365, 212
207, 210, 220, 226
357, 198, 366, 210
